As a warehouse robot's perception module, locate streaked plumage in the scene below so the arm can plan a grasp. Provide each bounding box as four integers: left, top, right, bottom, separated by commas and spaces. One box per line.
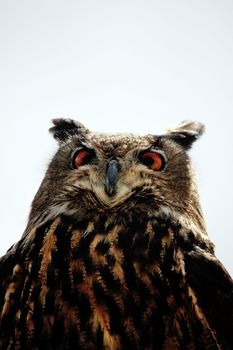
0, 119, 232, 349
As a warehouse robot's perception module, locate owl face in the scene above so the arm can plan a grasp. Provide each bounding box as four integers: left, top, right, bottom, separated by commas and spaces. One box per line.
57, 133, 182, 208
34, 119, 204, 222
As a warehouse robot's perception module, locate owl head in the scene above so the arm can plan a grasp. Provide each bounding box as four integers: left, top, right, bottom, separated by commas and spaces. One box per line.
28, 119, 205, 231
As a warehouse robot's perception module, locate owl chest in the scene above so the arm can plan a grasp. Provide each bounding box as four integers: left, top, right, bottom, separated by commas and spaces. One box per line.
43, 218, 178, 349
4, 217, 183, 349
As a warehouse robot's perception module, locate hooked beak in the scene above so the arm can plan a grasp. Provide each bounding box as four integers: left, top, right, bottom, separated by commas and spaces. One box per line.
105, 159, 120, 197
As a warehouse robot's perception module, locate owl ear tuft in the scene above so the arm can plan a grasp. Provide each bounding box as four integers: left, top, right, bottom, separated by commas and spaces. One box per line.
164, 120, 205, 150
49, 118, 89, 144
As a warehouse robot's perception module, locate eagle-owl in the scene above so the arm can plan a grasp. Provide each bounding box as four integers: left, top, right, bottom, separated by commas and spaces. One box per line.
0, 119, 232, 350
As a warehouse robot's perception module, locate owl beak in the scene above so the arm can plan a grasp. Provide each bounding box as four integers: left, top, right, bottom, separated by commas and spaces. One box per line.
105, 159, 120, 197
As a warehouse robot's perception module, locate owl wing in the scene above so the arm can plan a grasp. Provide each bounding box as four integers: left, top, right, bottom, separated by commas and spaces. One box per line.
0, 243, 20, 286
0, 242, 23, 347
184, 248, 233, 349
0, 238, 24, 279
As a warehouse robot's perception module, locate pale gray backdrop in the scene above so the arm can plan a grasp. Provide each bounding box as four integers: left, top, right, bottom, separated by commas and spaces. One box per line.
0, 0, 232, 275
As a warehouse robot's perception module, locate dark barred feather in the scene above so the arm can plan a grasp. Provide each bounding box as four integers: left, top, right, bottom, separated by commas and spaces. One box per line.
0, 213, 232, 349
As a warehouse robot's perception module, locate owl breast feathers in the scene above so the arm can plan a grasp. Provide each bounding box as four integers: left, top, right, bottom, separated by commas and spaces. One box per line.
0, 119, 232, 350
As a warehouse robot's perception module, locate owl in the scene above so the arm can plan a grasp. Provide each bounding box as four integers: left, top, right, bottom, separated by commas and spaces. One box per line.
0, 119, 232, 350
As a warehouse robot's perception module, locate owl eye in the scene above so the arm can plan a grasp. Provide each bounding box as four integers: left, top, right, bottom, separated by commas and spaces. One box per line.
72, 148, 95, 168
139, 151, 166, 171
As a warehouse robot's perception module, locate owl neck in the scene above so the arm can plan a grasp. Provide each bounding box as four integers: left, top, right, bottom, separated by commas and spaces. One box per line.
21, 203, 211, 261
25, 183, 207, 238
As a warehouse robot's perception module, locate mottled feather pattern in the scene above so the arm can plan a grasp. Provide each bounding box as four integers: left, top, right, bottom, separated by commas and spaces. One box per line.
0, 119, 232, 349
0, 212, 225, 349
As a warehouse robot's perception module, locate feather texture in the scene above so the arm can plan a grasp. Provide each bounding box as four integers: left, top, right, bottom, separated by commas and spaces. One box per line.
0, 211, 232, 349
0, 120, 232, 349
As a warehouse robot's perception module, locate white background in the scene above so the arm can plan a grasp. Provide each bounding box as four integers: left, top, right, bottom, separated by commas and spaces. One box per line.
0, 0, 232, 275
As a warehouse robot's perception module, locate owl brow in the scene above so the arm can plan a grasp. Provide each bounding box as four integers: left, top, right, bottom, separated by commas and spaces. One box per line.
150, 137, 163, 149
73, 140, 93, 150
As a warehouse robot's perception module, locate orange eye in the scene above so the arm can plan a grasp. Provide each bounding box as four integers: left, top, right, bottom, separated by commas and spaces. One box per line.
72, 149, 95, 168
139, 151, 165, 171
